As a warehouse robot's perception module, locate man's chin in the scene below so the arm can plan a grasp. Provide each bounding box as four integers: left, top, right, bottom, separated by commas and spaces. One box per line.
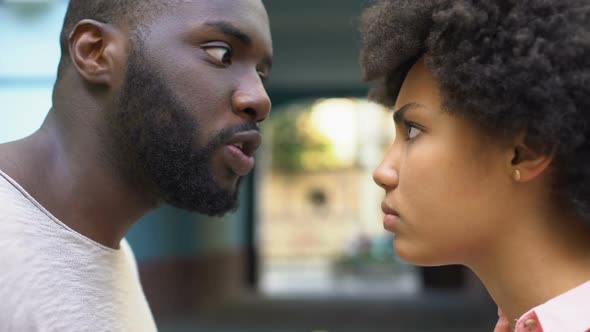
152, 164, 244, 215
163, 182, 241, 216
215, 168, 243, 191
164, 197, 240, 216
205, 202, 240, 217
189, 199, 240, 217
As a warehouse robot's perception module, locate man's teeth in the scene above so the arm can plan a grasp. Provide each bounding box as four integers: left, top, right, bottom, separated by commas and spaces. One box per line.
232, 143, 244, 150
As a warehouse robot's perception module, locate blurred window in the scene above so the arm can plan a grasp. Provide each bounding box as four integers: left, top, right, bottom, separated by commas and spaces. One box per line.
257, 97, 419, 296
0, 2, 66, 143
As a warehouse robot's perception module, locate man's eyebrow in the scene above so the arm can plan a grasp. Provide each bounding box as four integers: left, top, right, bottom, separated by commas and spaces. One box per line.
204, 21, 252, 45
393, 102, 422, 125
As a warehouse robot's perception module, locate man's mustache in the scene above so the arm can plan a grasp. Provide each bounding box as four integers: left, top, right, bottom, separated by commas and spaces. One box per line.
210, 121, 260, 148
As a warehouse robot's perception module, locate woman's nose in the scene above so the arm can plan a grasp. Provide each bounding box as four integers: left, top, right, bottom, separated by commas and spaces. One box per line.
373, 148, 399, 190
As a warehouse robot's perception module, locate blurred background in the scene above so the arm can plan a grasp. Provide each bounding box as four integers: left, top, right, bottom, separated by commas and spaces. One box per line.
0, 0, 497, 331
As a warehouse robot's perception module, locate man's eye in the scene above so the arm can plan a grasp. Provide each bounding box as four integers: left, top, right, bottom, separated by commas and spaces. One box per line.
257, 71, 268, 83
204, 46, 232, 65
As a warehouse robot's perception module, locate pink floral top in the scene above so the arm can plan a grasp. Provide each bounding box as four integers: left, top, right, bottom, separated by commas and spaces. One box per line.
494, 280, 590, 332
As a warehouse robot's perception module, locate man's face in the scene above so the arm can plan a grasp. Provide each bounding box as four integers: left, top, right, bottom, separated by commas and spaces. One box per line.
109, 0, 272, 215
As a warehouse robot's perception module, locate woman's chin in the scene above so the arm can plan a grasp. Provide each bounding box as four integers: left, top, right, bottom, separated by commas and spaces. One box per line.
394, 241, 450, 267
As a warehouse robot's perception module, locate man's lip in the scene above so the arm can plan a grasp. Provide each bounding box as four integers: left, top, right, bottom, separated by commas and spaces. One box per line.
224, 145, 255, 176
381, 202, 400, 216
226, 130, 262, 156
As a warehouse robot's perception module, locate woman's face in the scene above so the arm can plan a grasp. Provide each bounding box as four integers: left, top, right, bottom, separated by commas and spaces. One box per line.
373, 58, 514, 266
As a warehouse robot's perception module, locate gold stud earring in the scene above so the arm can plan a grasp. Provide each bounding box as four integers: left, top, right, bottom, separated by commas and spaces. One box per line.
513, 169, 521, 181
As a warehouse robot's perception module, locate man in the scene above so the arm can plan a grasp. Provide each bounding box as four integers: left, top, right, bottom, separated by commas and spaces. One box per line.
0, 0, 272, 330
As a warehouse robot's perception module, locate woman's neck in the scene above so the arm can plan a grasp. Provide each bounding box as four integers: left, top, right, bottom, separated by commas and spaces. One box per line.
469, 212, 590, 329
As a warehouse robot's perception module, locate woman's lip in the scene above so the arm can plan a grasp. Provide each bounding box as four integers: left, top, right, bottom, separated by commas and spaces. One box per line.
383, 213, 401, 231
381, 202, 400, 216
223, 144, 255, 176
381, 202, 401, 232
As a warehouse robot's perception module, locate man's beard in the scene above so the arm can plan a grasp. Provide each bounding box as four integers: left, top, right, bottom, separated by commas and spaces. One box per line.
106, 40, 254, 216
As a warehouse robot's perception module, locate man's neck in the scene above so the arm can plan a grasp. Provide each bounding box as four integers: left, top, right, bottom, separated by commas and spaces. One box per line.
0, 110, 157, 249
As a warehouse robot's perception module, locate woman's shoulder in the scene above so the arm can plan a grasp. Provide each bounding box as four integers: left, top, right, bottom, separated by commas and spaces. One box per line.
513, 280, 590, 332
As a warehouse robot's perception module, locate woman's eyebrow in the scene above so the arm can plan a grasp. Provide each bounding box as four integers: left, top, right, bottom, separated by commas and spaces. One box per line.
393, 102, 422, 125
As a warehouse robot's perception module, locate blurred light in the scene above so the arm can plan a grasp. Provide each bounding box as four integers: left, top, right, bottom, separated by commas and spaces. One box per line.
1, 0, 55, 5
0, 87, 51, 143
310, 98, 359, 163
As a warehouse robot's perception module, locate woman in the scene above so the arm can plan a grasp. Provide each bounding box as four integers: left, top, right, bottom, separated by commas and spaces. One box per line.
360, 0, 590, 331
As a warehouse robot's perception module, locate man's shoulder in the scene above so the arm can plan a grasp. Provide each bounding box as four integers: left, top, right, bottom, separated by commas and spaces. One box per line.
0, 235, 155, 332
0, 168, 53, 251
0, 167, 37, 216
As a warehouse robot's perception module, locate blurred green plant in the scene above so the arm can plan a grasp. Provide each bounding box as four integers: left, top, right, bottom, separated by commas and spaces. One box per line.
265, 101, 349, 173
332, 235, 405, 276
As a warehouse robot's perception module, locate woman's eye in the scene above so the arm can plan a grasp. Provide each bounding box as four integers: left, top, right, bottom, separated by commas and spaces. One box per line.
204, 46, 232, 65
405, 123, 423, 140
408, 127, 421, 139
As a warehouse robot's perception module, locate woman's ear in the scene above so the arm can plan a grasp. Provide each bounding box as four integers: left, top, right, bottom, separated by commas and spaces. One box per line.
508, 132, 554, 182
68, 19, 126, 86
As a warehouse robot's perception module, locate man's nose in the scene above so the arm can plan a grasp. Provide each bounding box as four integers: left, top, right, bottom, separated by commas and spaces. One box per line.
232, 72, 271, 123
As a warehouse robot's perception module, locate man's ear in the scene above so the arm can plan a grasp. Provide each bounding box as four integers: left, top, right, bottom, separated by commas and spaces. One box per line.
68, 19, 126, 86
508, 132, 554, 182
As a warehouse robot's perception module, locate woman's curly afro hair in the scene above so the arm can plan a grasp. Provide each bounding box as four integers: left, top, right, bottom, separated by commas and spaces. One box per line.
360, 0, 590, 224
